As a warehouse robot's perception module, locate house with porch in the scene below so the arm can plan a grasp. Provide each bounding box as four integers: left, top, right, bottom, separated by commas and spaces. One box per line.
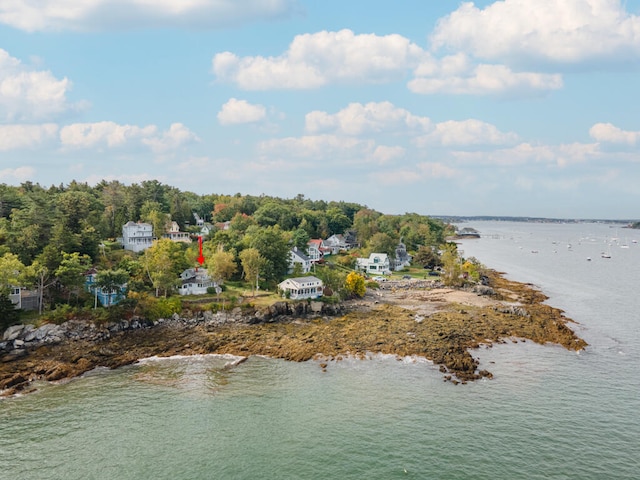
278, 276, 324, 300
163, 221, 192, 243
121, 221, 154, 252
355, 253, 392, 276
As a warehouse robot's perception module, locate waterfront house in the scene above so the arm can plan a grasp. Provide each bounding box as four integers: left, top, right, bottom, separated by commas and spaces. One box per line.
84, 268, 127, 307
278, 276, 324, 300
355, 253, 392, 275
178, 267, 216, 296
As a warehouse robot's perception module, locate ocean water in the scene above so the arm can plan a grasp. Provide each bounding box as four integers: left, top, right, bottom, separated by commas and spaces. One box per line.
1, 221, 639, 479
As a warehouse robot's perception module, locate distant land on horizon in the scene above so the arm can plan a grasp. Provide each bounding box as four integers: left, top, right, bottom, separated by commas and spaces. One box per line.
435, 216, 639, 225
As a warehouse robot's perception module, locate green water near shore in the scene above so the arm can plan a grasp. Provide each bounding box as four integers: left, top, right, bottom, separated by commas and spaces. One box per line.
1, 222, 639, 479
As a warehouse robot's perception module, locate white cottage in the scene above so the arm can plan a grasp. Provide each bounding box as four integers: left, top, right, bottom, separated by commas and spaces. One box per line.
355, 253, 391, 275
178, 267, 216, 295
278, 276, 324, 300
121, 221, 154, 252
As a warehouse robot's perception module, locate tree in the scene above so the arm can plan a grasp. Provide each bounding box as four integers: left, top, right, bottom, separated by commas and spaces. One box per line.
344, 272, 366, 298
0, 253, 25, 292
441, 243, 463, 287
140, 239, 187, 297
22, 261, 54, 315
366, 232, 397, 258
290, 228, 310, 252
413, 246, 441, 269
95, 269, 129, 307
0, 293, 19, 330
326, 207, 351, 235
55, 252, 92, 303
315, 265, 347, 292
205, 246, 237, 286
245, 225, 290, 284
239, 247, 265, 297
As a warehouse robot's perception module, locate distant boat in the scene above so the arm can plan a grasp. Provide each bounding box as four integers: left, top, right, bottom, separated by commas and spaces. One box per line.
586, 257, 591, 261
601, 251, 611, 259
531, 250, 539, 254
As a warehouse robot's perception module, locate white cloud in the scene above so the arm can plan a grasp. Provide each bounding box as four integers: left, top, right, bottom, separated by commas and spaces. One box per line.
409, 57, 563, 96
370, 162, 459, 186
213, 29, 424, 90
416, 119, 519, 147
451, 141, 600, 166
59, 121, 198, 153
142, 123, 199, 153
0, 123, 58, 150
60, 121, 157, 149
430, 0, 640, 66
0, 49, 78, 121
0, 0, 298, 32
0, 166, 36, 182
589, 122, 640, 145
218, 98, 266, 125
371, 145, 405, 165
259, 134, 374, 159
305, 101, 432, 136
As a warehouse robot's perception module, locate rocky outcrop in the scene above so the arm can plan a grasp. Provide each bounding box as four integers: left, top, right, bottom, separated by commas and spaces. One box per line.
1, 273, 587, 395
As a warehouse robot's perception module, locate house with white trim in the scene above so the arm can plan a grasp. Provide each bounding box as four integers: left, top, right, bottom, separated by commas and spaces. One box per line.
278, 276, 324, 300
355, 253, 391, 275
121, 221, 154, 252
307, 239, 325, 263
163, 221, 191, 243
178, 267, 216, 296
288, 247, 311, 274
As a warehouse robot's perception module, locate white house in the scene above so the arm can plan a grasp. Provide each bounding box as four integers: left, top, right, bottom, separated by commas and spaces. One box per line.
278, 276, 324, 300
122, 221, 154, 252
356, 253, 391, 275
178, 267, 216, 296
288, 247, 311, 274
306, 239, 325, 263
163, 221, 191, 243
8, 286, 21, 309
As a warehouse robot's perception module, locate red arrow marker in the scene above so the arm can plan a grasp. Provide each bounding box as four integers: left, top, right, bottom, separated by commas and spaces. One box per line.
197, 236, 205, 265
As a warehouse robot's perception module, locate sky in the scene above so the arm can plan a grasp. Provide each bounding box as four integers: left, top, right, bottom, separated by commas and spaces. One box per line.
1, 0, 639, 219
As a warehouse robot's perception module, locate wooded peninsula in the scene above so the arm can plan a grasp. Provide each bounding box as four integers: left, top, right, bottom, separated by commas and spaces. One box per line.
0, 180, 586, 394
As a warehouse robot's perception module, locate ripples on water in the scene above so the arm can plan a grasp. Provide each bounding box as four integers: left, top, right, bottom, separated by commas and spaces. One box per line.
1, 222, 640, 479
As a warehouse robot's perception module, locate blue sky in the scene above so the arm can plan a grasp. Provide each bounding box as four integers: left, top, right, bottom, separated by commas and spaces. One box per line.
1, 0, 639, 219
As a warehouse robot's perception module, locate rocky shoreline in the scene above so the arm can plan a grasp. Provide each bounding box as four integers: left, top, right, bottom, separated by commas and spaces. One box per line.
0, 271, 587, 396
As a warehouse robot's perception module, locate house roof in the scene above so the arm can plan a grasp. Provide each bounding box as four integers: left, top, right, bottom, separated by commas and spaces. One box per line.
278, 276, 323, 288
290, 247, 310, 261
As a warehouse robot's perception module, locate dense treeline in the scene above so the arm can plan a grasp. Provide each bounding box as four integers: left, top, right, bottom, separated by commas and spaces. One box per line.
0, 180, 451, 324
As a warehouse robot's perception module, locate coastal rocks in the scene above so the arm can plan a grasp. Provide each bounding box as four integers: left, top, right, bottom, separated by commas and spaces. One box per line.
1, 270, 588, 395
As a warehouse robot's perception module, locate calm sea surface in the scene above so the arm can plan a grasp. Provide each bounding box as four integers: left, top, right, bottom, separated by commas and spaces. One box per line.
1, 221, 639, 479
